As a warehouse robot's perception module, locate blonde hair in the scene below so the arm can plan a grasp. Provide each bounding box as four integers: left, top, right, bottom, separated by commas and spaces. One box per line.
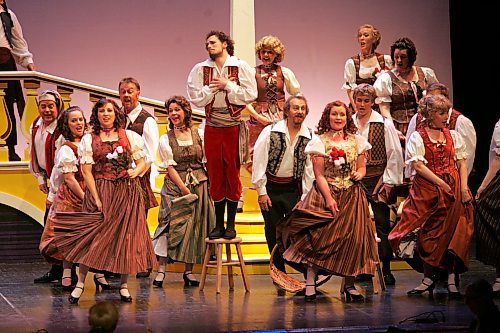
357, 24, 381, 51
255, 35, 285, 63
418, 94, 451, 119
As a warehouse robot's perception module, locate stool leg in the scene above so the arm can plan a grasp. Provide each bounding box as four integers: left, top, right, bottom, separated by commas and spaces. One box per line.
340, 277, 345, 295
216, 243, 223, 294
226, 243, 234, 290
199, 241, 212, 291
235, 243, 250, 292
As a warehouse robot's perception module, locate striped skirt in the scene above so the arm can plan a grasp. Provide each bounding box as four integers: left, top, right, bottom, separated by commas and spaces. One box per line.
277, 181, 380, 277
153, 178, 215, 264
39, 182, 84, 263
475, 171, 500, 268
53, 178, 157, 275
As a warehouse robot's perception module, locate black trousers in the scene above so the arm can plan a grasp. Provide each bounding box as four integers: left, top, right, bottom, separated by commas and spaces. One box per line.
361, 176, 393, 268
0, 55, 25, 148
261, 180, 300, 273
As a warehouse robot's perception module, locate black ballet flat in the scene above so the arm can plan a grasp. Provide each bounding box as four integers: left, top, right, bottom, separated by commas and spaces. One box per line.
208, 227, 225, 240
305, 284, 316, 302
61, 277, 74, 292
93, 274, 112, 291
153, 272, 165, 288
343, 286, 364, 302
222, 228, 236, 240
68, 286, 84, 304
119, 288, 132, 303
183, 272, 200, 287
407, 279, 435, 296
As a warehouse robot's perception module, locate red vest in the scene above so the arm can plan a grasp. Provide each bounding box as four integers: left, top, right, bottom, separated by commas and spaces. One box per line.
30, 117, 60, 179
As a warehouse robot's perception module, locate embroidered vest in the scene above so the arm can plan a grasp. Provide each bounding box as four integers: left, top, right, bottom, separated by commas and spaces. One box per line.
202, 65, 245, 119
126, 109, 153, 135
63, 141, 84, 182
167, 128, 207, 183
418, 127, 456, 176
365, 122, 387, 178
91, 128, 131, 180
352, 53, 387, 86
389, 66, 427, 125
30, 117, 60, 179
266, 124, 312, 181
255, 64, 285, 113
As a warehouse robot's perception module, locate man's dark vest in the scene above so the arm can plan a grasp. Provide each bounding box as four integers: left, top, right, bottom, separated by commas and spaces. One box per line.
365, 122, 387, 178
126, 109, 153, 135
266, 123, 312, 180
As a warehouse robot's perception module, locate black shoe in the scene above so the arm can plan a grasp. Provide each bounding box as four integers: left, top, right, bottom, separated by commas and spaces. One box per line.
384, 273, 396, 286
208, 226, 225, 239
93, 274, 112, 291
61, 277, 75, 292
447, 283, 462, 299
119, 288, 133, 303
68, 286, 84, 304
34, 271, 61, 283
223, 228, 236, 240
136, 269, 152, 278
407, 279, 435, 296
354, 274, 372, 283
343, 286, 364, 302
153, 272, 165, 288
183, 272, 200, 287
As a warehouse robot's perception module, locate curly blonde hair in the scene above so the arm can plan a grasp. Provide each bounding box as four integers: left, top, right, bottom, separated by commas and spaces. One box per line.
418, 94, 451, 120
316, 101, 357, 137
358, 24, 381, 51
255, 35, 285, 63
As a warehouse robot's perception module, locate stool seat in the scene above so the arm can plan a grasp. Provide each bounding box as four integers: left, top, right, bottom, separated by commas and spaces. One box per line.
199, 237, 250, 293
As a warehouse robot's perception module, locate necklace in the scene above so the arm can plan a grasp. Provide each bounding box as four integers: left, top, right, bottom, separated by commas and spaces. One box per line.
174, 125, 187, 131
330, 129, 344, 139
101, 127, 113, 137
396, 67, 412, 78
360, 52, 375, 60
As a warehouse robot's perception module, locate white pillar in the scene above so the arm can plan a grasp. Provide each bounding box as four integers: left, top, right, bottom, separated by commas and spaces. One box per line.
230, 0, 256, 67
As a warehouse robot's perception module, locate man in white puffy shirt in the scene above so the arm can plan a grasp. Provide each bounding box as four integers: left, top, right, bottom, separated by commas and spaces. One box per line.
1, 0, 35, 161
252, 96, 314, 277
405, 82, 476, 178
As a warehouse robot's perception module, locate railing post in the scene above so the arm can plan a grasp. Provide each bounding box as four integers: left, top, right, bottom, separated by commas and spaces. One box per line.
57, 86, 73, 110
20, 80, 41, 160
0, 82, 11, 161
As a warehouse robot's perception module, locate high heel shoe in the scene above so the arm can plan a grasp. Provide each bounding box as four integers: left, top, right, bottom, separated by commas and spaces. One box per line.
68, 286, 84, 304
153, 272, 165, 288
183, 272, 200, 287
407, 279, 435, 296
305, 284, 316, 302
447, 283, 462, 299
342, 286, 364, 302
119, 287, 132, 303
61, 277, 74, 292
93, 274, 112, 291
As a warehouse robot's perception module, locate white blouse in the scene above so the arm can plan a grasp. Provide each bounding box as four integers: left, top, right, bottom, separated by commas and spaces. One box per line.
342, 54, 393, 90
490, 119, 500, 164
47, 144, 79, 202
405, 130, 467, 177
305, 134, 372, 156
373, 67, 439, 105
280, 66, 301, 96
158, 128, 206, 168
78, 130, 145, 164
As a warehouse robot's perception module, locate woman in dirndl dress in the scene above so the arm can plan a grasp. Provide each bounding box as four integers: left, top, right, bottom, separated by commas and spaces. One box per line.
54, 98, 156, 304
277, 100, 380, 302
152, 96, 215, 288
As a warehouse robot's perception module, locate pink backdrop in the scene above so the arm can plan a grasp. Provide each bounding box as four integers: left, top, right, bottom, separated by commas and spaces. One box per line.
11, 0, 451, 130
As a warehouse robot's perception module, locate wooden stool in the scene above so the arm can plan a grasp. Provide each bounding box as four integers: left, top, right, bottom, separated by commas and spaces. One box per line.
199, 237, 250, 293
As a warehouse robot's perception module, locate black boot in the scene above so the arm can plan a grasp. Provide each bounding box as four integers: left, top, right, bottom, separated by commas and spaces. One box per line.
34, 264, 63, 283
209, 200, 226, 239
8, 146, 21, 162
223, 200, 237, 239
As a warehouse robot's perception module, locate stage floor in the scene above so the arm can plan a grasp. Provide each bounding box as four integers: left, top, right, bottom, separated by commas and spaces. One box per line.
0, 260, 498, 333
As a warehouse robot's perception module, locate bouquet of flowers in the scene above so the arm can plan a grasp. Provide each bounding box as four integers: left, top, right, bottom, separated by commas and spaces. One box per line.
372, 66, 390, 78
106, 141, 130, 173
328, 146, 350, 174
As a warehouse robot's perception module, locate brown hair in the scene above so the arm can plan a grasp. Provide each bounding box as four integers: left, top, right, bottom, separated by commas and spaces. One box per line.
316, 100, 357, 137
165, 95, 192, 130
89, 98, 124, 134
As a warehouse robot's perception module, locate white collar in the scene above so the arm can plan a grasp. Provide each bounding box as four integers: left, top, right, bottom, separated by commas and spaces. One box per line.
353, 109, 384, 127
272, 119, 312, 139
35, 117, 58, 134
125, 102, 142, 123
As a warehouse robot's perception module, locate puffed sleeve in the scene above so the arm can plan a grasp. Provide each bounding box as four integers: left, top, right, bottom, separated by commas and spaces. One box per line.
450, 130, 467, 161
158, 133, 177, 168
78, 134, 94, 164
405, 132, 427, 165
125, 130, 146, 160
383, 55, 394, 69
59, 146, 78, 173
342, 58, 357, 90
355, 134, 372, 154
374, 72, 393, 104
281, 66, 301, 96
421, 67, 439, 85
305, 135, 326, 155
